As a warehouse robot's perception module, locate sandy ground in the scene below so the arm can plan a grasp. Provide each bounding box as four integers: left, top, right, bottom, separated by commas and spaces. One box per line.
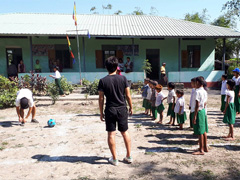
1, 89, 240, 180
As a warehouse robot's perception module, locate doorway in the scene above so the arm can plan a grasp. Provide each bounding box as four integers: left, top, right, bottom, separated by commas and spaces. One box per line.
6, 48, 23, 69
146, 49, 160, 80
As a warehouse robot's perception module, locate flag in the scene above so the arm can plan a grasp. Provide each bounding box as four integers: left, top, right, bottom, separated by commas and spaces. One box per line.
87, 31, 91, 39
66, 35, 76, 64
73, 2, 77, 26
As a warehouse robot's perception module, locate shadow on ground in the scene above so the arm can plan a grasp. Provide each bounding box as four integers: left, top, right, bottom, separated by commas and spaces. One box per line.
32, 154, 109, 164
0, 121, 21, 128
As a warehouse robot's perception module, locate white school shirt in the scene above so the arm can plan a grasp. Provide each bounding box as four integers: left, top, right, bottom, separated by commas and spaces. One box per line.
221, 80, 227, 95
190, 88, 196, 113
146, 86, 152, 100
52, 70, 61, 79
225, 90, 235, 103
155, 91, 166, 107
232, 76, 240, 86
195, 87, 208, 111
15, 89, 34, 107
174, 96, 185, 114
167, 89, 176, 104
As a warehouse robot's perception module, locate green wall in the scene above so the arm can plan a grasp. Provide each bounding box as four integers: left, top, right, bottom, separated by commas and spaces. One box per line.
0, 36, 216, 77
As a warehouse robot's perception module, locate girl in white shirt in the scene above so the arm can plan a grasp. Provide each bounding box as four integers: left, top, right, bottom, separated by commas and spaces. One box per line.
166, 82, 176, 126
155, 84, 167, 124
223, 79, 236, 140
174, 89, 186, 130
49, 66, 65, 97
193, 77, 208, 155
232, 68, 240, 114
221, 75, 228, 112
189, 78, 197, 128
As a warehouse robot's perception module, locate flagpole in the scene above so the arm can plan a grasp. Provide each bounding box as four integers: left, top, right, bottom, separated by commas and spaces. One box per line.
76, 23, 82, 85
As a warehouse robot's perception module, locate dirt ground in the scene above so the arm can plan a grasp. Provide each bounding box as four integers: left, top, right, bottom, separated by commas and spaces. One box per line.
1, 89, 240, 180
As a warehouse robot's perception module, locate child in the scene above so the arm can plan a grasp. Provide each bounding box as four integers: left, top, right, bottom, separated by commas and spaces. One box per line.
174, 90, 187, 130
150, 80, 158, 121
193, 77, 208, 155
221, 74, 228, 112
166, 82, 176, 125
232, 68, 240, 114
155, 84, 166, 124
189, 78, 197, 128
223, 79, 236, 140
49, 66, 65, 97
145, 80, 152, 116
141, 78, 150, 115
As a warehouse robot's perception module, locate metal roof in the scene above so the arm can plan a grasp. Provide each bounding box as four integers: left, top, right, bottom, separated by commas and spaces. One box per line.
0, 13, 240, 38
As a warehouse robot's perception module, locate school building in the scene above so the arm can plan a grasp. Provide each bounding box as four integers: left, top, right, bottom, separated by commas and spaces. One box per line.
0, 13, 240, 86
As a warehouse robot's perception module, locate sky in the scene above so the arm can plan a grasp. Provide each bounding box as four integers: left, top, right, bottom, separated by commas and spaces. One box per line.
0, 0, 239, 30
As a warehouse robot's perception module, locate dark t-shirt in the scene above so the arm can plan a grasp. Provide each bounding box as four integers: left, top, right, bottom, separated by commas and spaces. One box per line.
98, 74, 129, 108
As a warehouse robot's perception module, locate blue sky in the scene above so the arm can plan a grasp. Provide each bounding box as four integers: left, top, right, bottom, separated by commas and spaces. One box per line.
0, 0, 239, 30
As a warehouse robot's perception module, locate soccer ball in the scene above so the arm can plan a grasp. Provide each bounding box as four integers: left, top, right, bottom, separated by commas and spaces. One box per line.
47, 119, 56, 127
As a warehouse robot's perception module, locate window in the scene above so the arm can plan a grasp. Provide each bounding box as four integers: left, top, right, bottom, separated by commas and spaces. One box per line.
55, 45, 72, 69
6, 48, 22, 67
182, 45, 201, 68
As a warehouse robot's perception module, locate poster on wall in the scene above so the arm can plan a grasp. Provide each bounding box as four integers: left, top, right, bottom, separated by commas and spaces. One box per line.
117, 45, 139, 56
32, 45, 54, 56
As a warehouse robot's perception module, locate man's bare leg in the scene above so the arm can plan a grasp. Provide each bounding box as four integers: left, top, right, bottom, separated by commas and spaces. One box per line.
20, 109, 25, 122
32, 105, 36, 120
108, 131, 117, 160
121, 131, 131, 158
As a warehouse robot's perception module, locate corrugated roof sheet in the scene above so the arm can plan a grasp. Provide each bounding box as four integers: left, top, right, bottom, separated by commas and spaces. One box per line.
0, 13, 240, 37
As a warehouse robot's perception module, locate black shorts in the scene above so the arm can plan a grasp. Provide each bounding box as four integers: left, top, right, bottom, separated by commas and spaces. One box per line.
105, 106, 129, 132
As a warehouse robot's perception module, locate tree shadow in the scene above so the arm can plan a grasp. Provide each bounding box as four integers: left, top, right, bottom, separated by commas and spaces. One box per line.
0, 121, 21, 128
211, 145, 240, 151
148, 140, 197, 146
36, 104, 52, 107
138, 146, 189, 154
76, 114, 100, 117
31, 154, 109, 164
152, 133, 219, 140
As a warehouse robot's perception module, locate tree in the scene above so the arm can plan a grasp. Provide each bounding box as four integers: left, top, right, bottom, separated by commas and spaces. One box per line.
102, 4, 112, 14
184, 8, 209, 24
150, 6, 158, 15
223, 0, 240, 17
90, 6, 98, 14
232, 38, 240, 64
114, 10, 123, 15
132, 7, 144, 15
212, 13, 236, 28
212, 13, 237, 61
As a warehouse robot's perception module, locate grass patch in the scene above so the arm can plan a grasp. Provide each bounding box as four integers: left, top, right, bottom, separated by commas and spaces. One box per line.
144, 152, 156, 156
192, 169, 216, 180
13, 144, 24, 148
0, 146, 5, 151
165, 168, 181, 179
2, 142, 8, 146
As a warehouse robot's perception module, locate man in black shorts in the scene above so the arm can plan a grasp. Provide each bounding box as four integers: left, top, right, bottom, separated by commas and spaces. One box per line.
98, 56, 133, 166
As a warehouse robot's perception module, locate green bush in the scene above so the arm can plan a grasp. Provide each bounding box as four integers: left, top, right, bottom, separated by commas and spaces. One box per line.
228, 63, 238, 79
47, 81, 59, 104
0, 75, 19, 109
60, 76, 74, 95
86, 79, 99, 95
82, 78, 91, 86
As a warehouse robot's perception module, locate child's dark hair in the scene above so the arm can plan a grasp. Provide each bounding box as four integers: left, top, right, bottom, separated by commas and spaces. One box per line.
197, 76, 208, 90
105, 56, 118, 73
53, 66, 59, 71
144, 78, 150, 82
222, 74, 227, 79
149, 80, 154, 84
168, 82, 175, 89
191, 77, 196, 82
176, 89, 184, 96
227, 79, 235, 90
152, 81, 158, 86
